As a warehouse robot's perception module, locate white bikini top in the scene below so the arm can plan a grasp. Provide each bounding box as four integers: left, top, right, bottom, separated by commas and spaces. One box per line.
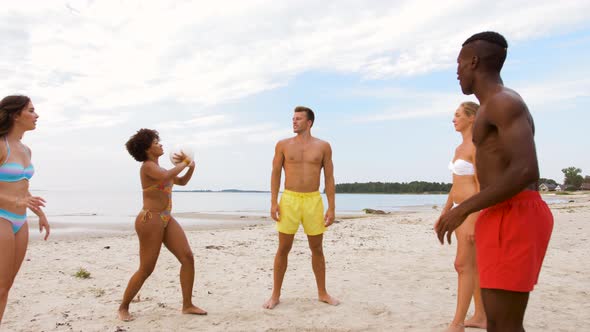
448, 159, 475, 176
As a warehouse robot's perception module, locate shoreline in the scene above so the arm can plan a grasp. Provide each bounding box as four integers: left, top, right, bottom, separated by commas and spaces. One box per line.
25, 191, 575, 240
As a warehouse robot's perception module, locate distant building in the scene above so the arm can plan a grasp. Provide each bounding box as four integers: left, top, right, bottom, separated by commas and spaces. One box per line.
581, 183, 590, 191
539, 183, 557, 192
556, 184, 576, 191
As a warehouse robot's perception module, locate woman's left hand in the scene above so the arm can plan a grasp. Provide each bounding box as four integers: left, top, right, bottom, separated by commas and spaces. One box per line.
38, 215, 50, 240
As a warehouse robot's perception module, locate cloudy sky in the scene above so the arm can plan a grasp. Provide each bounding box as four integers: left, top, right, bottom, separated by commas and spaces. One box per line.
3, 0, 589, 192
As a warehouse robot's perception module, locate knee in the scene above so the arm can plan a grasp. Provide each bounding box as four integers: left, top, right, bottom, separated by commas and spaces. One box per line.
454, 258, 474, 274
276, 244, 292, 256
309, 244, 324, 257
138, 264, 156, 279
179, 251, 194, 265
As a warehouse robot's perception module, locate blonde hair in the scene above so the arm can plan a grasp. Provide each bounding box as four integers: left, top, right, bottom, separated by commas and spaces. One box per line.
460, 101, 479, 117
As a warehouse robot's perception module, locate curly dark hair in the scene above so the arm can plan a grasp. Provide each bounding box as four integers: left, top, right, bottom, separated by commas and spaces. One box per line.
125, 128, 159, 162
0, 95, 31, 136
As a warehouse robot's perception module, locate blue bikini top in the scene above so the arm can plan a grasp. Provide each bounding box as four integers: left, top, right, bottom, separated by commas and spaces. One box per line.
0, 137, 34, 182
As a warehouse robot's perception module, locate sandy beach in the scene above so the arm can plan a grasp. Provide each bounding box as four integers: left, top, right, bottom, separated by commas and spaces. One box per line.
3, 194, 589, 331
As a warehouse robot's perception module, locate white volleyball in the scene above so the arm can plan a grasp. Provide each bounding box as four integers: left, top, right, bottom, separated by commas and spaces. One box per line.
169, 145, 195, 165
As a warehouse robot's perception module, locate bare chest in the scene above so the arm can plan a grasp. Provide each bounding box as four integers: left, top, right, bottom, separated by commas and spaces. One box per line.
284, 145, 324, 165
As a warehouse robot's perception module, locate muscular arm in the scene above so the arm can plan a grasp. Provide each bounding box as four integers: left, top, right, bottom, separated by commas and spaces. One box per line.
323, 143, 335, 213
472, 148, 480, 192
270, 141, 284, 221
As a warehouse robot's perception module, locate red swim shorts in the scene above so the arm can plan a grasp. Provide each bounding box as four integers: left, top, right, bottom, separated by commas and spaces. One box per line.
475, 190, 553, 292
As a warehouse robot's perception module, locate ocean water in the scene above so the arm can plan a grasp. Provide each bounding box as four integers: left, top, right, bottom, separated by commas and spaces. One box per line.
27, 190, 565, 237
32, 190, 449, 218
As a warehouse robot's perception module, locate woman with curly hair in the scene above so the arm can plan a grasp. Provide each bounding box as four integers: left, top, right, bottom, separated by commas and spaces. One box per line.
118, 128, 206, 321
0, 95, 49, 325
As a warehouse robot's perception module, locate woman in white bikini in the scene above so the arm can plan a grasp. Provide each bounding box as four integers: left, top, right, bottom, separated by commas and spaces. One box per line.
438, 101, 486, 331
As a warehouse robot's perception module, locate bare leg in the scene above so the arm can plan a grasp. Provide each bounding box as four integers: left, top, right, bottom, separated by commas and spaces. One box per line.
0, 220, 15, 325
465, 268, 487, 329
481, 288, 529, 332
263, 232, 294, 309
447, 213, 484, 331
307, 234, 339, 306
118, 214, 165, 321
11, 223, 29, 286
163, 218, 206, 315
462, 215, 486, 329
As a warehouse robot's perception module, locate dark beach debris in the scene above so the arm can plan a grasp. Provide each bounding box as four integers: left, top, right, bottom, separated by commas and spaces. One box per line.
205, 245, 225, 250
362, 208, 387, 215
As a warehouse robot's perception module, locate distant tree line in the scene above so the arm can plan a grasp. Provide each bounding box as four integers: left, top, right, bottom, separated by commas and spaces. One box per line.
538, 166, 589, 191
335, 181, 452, 194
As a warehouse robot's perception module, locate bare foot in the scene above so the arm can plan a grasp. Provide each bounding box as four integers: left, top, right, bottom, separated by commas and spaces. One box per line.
182, 305, 207, 315
117, 308, 134, 322
318, 294, 340, 306
464, 316, 487, 329
443, 324, 464, 332
263, 297, 280, 309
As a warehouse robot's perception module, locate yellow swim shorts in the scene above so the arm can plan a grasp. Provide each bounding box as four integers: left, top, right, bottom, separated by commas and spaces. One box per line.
277, 190, 326, 236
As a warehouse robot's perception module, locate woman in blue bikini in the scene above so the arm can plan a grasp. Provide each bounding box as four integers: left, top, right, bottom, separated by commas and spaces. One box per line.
0, 95, 49, 325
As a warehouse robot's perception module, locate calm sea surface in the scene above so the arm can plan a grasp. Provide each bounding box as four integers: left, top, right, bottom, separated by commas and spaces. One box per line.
27, 190, 565, 236
32, 190, 449, 218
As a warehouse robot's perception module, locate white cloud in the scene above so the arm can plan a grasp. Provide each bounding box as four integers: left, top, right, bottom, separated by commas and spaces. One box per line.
159, 114, 230, 130
2, 1, 589, 190
349, 74, 590, 123
2, 0, 589, 126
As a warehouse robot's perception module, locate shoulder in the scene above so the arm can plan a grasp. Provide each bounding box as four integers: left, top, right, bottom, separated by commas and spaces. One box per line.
275, 138, 292, 149
313, 137, 331, 147
314, 138, 332, 154
486, 88, 528, 121
141, 160, 157, 171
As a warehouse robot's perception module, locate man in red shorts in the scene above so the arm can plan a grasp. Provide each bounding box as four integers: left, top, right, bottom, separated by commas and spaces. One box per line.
436, 31, 553, 332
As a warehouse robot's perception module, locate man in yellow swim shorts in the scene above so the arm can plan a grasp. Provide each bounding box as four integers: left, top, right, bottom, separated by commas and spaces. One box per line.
263, 106, 339, 309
